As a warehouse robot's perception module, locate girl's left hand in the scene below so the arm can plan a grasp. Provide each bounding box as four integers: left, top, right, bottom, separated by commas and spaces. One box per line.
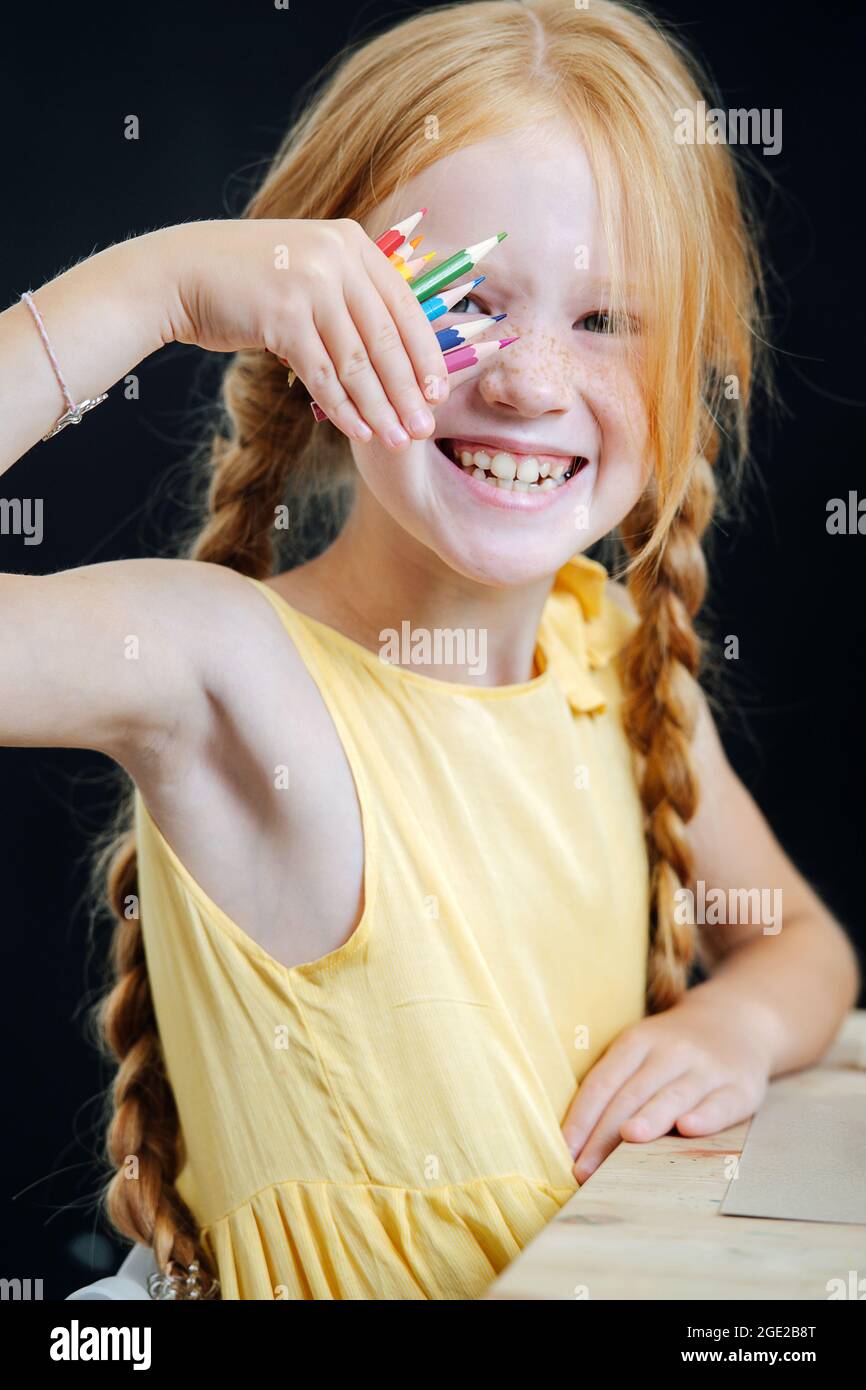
561, 991, 776, 1183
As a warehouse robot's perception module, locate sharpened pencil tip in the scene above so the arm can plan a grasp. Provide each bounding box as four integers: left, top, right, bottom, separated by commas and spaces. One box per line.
496, 232, 507, 242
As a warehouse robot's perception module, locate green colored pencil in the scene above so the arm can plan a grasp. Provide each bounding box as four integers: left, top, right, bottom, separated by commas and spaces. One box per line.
408, 233, 507, 302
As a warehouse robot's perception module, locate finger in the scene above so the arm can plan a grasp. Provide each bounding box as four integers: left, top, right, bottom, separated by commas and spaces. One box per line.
315, 290, 414, 447
572, 1058, 690, 1182
343, 272, 437, 441
561, 1032, 652, 1159
619, 1071, 710, 1143
674, 1084, 755, 1137
363, 240, 450, 409
281, 323, 374, 443
312, 292, 410, 449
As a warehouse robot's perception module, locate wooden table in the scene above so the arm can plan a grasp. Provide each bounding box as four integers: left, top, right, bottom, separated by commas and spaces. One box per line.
486, 1010, 866, 1300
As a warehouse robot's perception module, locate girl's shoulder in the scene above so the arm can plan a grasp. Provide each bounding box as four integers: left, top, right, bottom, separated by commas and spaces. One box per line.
76, 553, 274, 622
124, 554, 295, 629
97, 555, 313, 704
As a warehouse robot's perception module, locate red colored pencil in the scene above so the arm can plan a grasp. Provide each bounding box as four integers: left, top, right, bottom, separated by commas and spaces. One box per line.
375, 208, 428, 258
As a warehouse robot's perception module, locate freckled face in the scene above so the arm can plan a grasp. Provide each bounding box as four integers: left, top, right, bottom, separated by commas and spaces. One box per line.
353, 121, 650, 586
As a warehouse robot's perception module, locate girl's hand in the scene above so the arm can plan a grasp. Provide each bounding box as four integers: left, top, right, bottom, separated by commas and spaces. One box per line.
561, 990, 776, 1183
164, 217, 449, 448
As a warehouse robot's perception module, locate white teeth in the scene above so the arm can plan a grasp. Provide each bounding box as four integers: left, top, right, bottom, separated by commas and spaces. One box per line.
516, 456, 540, 483
490, 452, 517, 480
448, 442, 580, 493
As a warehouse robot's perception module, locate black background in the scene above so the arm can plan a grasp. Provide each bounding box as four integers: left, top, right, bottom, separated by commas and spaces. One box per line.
1, 0, 863, 1297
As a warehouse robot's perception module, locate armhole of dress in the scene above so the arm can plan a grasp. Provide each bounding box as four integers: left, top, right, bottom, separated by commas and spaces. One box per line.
242, 577, 367, 755
241, 575, 382, 956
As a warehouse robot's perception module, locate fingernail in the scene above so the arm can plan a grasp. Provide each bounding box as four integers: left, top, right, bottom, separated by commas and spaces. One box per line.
387, 425, 410, 448
424, 377, 447, 403
352, 421, 373, 441
408, 408, 435, 435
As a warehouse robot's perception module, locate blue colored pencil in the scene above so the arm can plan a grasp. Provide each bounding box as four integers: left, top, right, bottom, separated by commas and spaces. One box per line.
435, 313, 507, 351
422, 276, 486, 323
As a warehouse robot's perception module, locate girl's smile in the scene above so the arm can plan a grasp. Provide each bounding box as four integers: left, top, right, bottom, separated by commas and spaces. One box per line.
430, 434, 596, 512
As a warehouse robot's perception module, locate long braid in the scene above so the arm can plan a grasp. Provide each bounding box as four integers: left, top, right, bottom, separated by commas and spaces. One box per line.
97, 835, 203, 1285
618, 452, 717, 1013
188, 351, 314, 575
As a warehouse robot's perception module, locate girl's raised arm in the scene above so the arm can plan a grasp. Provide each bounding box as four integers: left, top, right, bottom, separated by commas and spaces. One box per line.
0, 230, 216, 768
0, 218, 449, 765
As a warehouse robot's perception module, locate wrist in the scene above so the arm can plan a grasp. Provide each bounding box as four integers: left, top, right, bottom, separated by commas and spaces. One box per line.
677, 977, 785, 1074
108, 223, 198, 353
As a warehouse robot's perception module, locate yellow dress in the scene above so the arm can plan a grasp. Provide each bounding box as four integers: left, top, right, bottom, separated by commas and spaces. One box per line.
134, 552, 649, 1300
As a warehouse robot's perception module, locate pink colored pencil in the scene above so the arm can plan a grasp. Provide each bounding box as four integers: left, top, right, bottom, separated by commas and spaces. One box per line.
441, 336, 518, 375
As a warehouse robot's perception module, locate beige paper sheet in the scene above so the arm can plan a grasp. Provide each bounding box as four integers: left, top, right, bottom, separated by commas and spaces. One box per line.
720, 1084, 866, 1225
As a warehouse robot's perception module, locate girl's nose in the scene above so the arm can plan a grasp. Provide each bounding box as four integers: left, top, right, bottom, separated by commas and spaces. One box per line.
475, 327, 580, 417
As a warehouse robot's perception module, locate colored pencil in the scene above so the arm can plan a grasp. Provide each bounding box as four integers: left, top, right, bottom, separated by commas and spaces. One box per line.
375, 208, 427, 258
389, 236, 424, 265
408, 233, 507, 302
435, 313, 506, 351
421, 275, 486, 322
396, 251, 437, 281
441, 336, 518, 374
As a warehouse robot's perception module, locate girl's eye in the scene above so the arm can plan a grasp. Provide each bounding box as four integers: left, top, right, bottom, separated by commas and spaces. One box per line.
579, 309, 639, 335
449, 294, 487, 316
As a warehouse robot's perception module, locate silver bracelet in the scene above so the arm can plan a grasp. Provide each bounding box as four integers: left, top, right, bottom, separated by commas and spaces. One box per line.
147, 1259, 220, 1300
20, 289, 108, 440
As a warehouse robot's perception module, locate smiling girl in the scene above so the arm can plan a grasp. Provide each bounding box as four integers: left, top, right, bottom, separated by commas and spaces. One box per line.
1, 0, 858, 1300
